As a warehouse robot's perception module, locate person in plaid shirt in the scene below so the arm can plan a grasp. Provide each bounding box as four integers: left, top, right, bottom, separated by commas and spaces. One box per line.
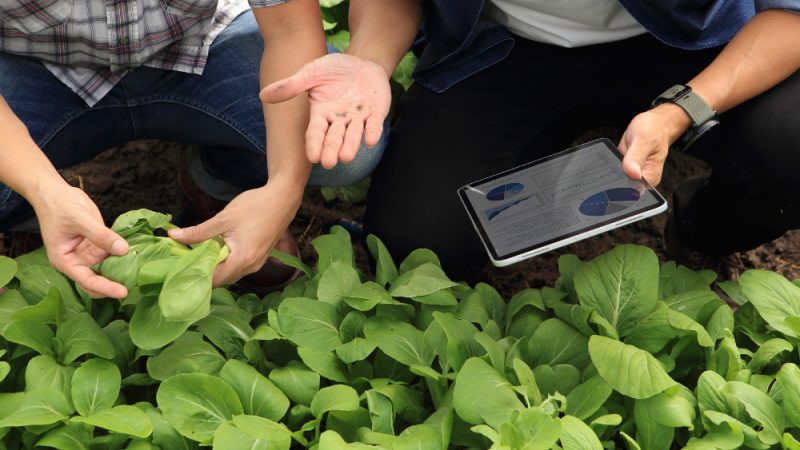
0, 0, 417, 298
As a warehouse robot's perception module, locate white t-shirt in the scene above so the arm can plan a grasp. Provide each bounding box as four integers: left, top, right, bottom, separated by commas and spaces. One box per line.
485, 0, 647, 47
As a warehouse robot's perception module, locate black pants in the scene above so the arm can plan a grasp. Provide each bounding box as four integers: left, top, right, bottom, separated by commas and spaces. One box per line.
365, 33, 800, 280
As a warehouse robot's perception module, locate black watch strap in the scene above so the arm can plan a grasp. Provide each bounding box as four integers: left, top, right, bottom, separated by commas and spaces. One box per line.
652, 84, 719, 152
652, 84, 717, 127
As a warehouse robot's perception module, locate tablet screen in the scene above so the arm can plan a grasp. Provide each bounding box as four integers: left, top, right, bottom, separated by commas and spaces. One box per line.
458, 139, 666, 261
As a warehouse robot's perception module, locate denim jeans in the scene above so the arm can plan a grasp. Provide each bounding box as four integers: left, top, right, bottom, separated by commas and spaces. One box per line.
0, 11, 387, 230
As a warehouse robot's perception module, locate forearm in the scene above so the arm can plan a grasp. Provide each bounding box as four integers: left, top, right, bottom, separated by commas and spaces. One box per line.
0, 96, 65, 205
254, 1, 327, 189
659, 10, 800, 139
347, 0, 422, 76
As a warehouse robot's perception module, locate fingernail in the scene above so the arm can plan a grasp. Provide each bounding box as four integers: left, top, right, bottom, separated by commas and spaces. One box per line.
170, 229, 183, 238
111, 240, 128, 256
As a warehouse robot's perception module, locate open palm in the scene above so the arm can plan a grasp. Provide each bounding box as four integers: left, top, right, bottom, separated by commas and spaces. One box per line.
261, 53, 391, 169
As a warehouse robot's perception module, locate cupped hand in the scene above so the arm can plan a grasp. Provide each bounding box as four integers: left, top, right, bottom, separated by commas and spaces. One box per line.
618, 104, 690, 187
260, 53, 391, 169
167, 181, 302, 287
32, 184, 130, 298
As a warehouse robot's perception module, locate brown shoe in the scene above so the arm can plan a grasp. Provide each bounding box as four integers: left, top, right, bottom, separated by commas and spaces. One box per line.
177, 153, 301, 293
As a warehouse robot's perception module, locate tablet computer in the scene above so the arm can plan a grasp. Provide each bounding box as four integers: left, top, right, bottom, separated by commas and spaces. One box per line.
457, 138, 668, 266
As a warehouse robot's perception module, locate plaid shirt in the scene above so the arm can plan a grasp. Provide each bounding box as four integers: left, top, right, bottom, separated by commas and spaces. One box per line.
0, 0, 288, 106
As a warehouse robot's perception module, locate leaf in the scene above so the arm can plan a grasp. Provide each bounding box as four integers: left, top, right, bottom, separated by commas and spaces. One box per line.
36, 423, 93, 450
129, 295, 194, 350
195, 307, 254, 360
666, 308, 714, 347
363, 317, 433, 367
111, 209, 172, 235
25, 355, 75, 402
317, 260, 361, 304
212, 415, 292, 450
662, 290, 723, 323
311, 226, 353, 273
277, 297, 342, 352
527, 318, 591, 369
0, 255, 16, 288
310, 385, 360, 418
721, 381, 784, 445
453, 357, 524, 428
71, 358, 120, 416
560, 415, 603, 450
777, 363, 800, 428
366, 390, 395, 434
588, 335, 676, 399
747, 338, 792, 372
159, 239, 222, 322
633, 397, 674, 450
13, 285, 59, 324
157, 373, 244, 443
500, 407, 561, 449
0, 388, 72, 427
71, 405, 153, 438
366, 235, 398, 287
532, 364, 581, 396
432, 312, 484, 372
16, 265, 82, 313
389, 263, 459, 298
146, 332, 225, 381
565, 375, 612, 420
218, 360, 289, 421
268, 361, 320, 406
270, 248, 312, 278
297, 347, 349, 382
0, 289, 28, 331
146, 407, 198, 450
2, 318, 55, 356
393, 424, 443, 450
342, 282, 403, 311
398, 248, 441, 274
637, 386, 696, 429
335, 338, 377, 363
574, 245, 659, 335
57, 312, 116, 364
683, 422, 744, 450
506, 289, 545, 322
659, 261, 716, 298
739, 269, 800, 338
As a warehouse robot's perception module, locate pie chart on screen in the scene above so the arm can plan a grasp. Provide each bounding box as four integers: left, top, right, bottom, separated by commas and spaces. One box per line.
579, 187, 641, 217
486, 183, 524, 201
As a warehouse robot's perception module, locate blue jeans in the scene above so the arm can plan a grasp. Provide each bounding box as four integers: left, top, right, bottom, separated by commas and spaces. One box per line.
0, 11, 387, 230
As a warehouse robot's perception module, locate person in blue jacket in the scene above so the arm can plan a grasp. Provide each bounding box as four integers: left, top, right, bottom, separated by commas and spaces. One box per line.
263, 0, 800, 280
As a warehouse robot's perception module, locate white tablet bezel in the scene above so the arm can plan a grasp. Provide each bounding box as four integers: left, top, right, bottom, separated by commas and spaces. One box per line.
457, 138, 668, 267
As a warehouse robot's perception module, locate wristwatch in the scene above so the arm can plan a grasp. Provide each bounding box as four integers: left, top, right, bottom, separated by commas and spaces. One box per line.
651, 84, 719, 152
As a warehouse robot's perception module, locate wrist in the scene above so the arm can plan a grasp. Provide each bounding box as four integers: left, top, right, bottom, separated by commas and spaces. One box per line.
21, 172, 70, 210
346, 46, 395, 78
649, 103, 693, 143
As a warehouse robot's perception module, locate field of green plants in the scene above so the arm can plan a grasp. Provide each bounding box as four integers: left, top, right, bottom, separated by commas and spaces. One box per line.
3, 208, 800, 449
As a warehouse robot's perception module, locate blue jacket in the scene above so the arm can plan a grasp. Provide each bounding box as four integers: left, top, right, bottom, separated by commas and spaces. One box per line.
414, 0, 800, 92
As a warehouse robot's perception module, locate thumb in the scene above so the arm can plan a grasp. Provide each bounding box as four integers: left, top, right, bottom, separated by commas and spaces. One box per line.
168, 217, 225, 244
81, 219, 128, 256
620, 140, 646, 181
260, 62, 316, 104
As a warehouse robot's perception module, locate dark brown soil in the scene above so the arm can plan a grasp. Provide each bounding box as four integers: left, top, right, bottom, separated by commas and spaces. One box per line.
55, 137, 800, 298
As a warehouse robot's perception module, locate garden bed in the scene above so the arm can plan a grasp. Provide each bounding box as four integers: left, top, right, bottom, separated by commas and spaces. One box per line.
55, 138, 800, 297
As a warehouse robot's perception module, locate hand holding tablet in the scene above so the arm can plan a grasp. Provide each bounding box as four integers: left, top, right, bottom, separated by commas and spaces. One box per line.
458, 139, 668, 266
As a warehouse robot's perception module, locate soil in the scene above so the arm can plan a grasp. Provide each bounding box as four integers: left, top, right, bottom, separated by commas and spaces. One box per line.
52, 136, 800, 298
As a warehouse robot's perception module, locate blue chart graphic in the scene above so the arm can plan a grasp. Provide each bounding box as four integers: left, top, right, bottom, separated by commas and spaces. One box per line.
485, 195, 533, 221
579, 188, 641, 217
486, 183, 524, 201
